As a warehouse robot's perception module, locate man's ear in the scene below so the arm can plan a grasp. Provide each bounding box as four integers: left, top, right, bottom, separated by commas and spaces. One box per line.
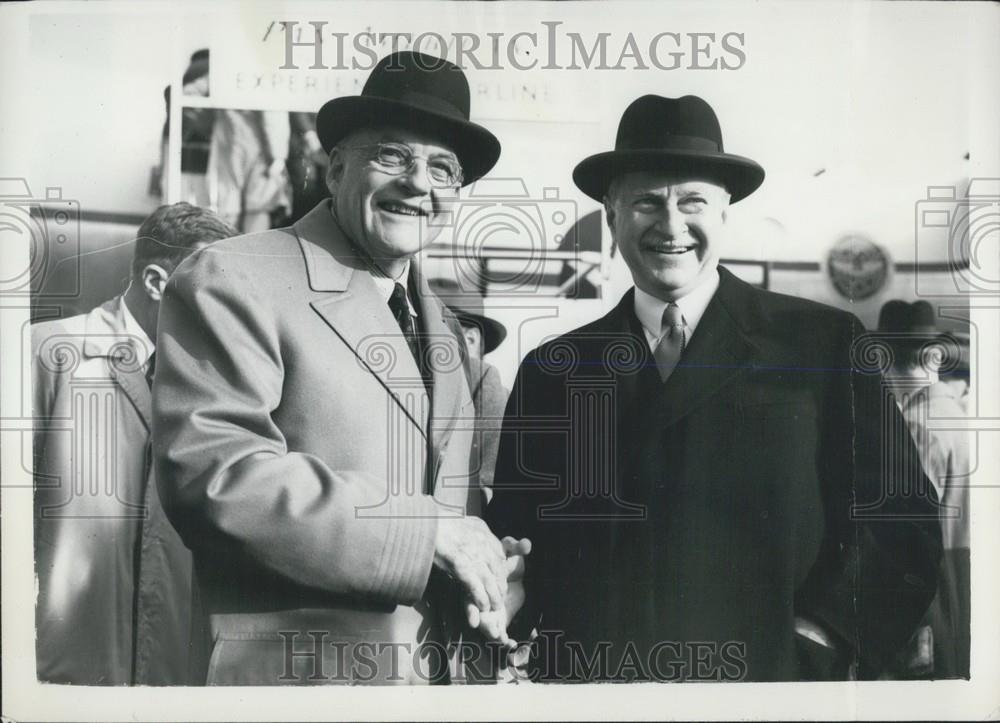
603, 196, 616, 229
325, 148, 344, 196
462, 324, 483, 359
462, 324, 482, 351
141, 263, 170, 302
720, 188, 732, 224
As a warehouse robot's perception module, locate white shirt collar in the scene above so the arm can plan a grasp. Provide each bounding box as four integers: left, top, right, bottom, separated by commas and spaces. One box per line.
928, 380, 963, 401
370, 261, 418, 317
119, 293, 155, 367
328, 204, 418, 317
634, 269, 720, 349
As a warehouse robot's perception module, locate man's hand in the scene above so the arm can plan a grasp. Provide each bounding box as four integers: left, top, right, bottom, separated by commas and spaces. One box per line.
794, 615, 854, 680
465, 537, 531, 648
434, 516, 509, 615
266, 158, 287, 179
794, 616, 837, 649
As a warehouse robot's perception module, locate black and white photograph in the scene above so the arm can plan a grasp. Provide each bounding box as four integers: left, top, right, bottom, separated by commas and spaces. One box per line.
1, 0, 998, 720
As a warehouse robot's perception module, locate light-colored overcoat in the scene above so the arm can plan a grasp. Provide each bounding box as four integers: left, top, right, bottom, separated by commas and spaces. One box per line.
33, 296, 192, 684
153, 201, 479, 685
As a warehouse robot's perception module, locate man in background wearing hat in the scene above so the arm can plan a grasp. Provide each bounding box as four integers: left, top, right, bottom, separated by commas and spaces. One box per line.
431, 279, 510, 497
153, 52, 527, 685
878, 299, 971, 678
487, 95, 941, 681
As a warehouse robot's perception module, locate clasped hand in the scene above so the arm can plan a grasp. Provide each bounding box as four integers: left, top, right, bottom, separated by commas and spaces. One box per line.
433, 516, 531, 648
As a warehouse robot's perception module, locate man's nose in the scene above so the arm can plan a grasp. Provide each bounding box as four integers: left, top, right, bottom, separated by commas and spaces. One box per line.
654, 206, 687, 239
398, 157, 434, 194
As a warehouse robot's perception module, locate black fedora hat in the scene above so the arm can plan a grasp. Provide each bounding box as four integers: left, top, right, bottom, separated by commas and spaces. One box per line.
429, 279, 507, 355
317, 51, 500, 185
878, 300, 938, 334
878, 299, 970, 373
573, 94, 765, 203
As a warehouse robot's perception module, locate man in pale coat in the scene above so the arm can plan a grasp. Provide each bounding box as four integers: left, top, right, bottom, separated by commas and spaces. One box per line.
152, 52, 527, 686
33, 202, 236, 684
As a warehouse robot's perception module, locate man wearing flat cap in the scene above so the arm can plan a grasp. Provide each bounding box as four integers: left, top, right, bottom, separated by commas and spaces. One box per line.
487, 95, 942, 681
153, 51, 528, 685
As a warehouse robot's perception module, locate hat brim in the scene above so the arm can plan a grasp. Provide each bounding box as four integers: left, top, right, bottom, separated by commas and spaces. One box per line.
935, 331, 970, 373
317, 96, 501, 185
453, 310, 507, 355
572, 150, 765, 203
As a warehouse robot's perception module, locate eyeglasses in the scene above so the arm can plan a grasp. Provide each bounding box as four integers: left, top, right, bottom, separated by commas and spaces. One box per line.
344, 142, 464, 188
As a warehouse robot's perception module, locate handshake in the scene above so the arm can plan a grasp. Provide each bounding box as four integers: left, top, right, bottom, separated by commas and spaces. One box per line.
433, 516, 531, 648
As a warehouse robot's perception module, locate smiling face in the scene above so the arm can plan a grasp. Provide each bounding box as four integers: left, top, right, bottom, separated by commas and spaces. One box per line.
605, 171, 730, 301
326, 126, 459, 275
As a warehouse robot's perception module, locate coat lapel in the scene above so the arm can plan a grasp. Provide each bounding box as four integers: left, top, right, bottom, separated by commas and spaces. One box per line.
412, 270, 465, 480
110, 366, 153, 432
296, 202, 429, 440
83, 298, 154, 431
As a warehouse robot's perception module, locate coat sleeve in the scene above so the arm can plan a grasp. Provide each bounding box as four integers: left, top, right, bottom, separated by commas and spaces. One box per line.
795, 313, 943, 678
152, 250, 439, 606
485, 351, 549, 640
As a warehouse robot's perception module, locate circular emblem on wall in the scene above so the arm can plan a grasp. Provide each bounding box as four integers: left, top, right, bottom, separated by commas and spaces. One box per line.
826, 234, 890, 300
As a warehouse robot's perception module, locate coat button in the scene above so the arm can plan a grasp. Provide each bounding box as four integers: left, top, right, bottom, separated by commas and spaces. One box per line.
904, 573, 925, 587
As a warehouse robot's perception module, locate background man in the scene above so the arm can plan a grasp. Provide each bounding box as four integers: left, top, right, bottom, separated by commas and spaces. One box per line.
431, 278, 510, 495
153, 52, 526, 686
33, 202, 236, 684
913, 335, 971, 680
878, 299, 971, 678
487, 94, 942, 682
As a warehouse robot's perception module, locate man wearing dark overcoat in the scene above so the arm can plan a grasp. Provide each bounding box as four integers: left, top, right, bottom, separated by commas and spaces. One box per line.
487, 94, 942, 682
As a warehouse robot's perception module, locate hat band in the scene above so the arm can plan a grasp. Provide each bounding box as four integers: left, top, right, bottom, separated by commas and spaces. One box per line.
619, 133, 721, 153
373, 90, 466, 121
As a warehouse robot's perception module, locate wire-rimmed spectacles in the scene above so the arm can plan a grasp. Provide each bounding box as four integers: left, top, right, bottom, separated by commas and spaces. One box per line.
342, 142, 464, 188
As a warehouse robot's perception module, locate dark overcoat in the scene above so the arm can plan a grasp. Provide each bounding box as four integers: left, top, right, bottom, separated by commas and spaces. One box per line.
487, 267, 942, 682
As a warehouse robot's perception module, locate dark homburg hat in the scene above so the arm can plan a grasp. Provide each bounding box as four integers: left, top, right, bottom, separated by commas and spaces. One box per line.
573, 94, 765, 203
316, 51, 501, 185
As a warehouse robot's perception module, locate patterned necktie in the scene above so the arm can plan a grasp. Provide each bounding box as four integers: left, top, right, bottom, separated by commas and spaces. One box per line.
144, 351, 156, 390
388, 282, 422, 368
652, 303, 686, 382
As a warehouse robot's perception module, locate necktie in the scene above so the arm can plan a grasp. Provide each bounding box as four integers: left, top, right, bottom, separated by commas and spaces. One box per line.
652, 303, 686, 382
388, 282, 422, 368
144, 351, 156, 390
